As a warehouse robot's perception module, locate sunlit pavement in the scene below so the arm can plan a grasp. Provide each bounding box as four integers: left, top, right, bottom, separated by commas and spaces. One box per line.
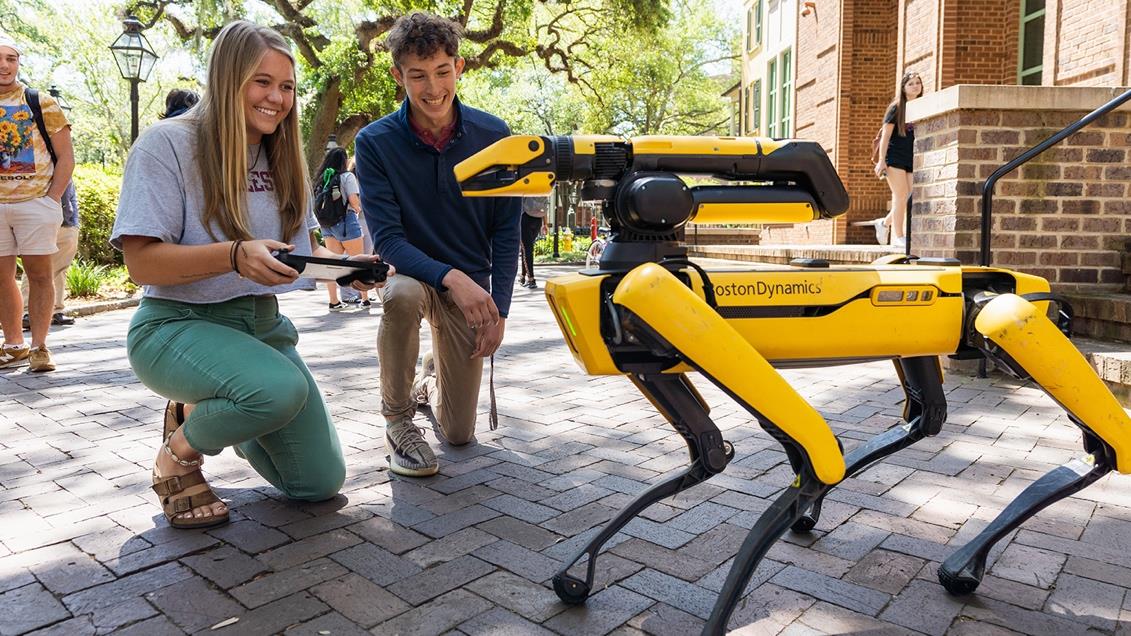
3, 264, 1129, 635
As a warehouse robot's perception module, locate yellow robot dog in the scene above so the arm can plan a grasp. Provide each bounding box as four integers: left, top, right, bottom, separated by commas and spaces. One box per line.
455, 135, 1131, 634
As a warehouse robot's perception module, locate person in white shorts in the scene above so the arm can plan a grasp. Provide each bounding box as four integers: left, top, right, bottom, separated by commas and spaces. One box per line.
0, 37, 74, 372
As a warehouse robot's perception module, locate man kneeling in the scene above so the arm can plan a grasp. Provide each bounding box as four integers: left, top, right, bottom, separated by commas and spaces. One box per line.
354, 12, 520, 476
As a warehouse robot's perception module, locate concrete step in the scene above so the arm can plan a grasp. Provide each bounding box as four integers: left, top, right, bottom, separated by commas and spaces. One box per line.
1064, 292, 1131, 344
1077, 338, 1131, 408
688, 243, 901, 265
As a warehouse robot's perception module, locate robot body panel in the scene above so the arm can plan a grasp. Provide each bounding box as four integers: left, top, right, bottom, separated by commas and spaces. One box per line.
544, 273, 619, 375
613, 263, 846, 486
694, 201, 817, 224
546, 265, 969, 376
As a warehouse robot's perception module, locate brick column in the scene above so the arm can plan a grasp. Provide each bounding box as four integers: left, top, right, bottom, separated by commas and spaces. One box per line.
908, 84, 1131, 290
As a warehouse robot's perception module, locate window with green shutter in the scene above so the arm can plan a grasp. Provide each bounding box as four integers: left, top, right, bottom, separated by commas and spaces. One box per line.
1018, 0, 1045, 85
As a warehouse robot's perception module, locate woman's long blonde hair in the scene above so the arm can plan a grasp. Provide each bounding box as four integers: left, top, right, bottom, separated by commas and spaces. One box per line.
194, 21, 308, 242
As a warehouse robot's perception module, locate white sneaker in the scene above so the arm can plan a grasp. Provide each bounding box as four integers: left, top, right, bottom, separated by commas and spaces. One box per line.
385, 416, 438, 477
890, 236, 906, 250
853, 218, 889, 245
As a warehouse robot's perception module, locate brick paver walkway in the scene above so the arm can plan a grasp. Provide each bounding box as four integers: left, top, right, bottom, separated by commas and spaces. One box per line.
3, 264, 1130, 635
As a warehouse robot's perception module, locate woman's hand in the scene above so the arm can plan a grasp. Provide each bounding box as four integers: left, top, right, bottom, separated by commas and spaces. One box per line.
874, 161, 888, 178
346, 254, 393, 292
235, 239, 300, 286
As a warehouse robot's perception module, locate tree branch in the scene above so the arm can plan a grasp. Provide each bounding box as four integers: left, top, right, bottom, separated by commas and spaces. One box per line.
263, 0, 318, 29
464, 0, 508, 42
272, 22, 325, 68
357, 16, 399, 53
458, 0, 476, 26
464, 39, 530, 71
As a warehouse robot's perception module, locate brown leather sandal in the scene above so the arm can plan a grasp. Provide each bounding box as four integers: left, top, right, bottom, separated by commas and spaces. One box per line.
163, 401, 185, 443
152, 468, 230, 529
152, 439, 228, 529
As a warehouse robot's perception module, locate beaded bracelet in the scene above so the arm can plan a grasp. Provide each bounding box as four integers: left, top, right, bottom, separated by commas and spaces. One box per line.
230, 240, 243, 277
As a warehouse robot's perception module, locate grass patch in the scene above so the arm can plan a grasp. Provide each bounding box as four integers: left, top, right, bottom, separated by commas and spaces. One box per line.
65, 262, 140, 300
66, 260, 110, 298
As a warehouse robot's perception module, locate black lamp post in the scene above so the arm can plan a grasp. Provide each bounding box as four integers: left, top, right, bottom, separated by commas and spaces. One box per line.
109, 16, 158, 144
46, 85, 70, 112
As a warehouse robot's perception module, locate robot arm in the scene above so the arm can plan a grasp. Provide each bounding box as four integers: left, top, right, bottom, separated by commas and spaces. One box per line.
454, 134, 850, 225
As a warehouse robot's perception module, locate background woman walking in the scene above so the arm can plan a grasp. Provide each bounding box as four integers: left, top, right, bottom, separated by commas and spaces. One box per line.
872, 71, 923, 249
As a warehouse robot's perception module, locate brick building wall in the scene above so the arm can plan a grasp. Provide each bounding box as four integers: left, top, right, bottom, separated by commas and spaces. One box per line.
793, 0, 841, 154
909, 85, 1130, 289
953, 2, 1018, 85
772, 0, 1130, 248
762, 0, 841, 245
840, 0, 898, 244
765, 0, 896, 246
901, 0, 937, 85
1053, 0, 1127, 85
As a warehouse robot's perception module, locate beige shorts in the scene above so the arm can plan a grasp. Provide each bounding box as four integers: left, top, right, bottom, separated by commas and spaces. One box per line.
0, 196, 63, 257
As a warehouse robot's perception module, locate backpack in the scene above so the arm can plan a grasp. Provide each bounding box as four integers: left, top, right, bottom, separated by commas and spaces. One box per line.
314, 170, 348, 227
869, 125, 883, 165
24, 88, 58, 165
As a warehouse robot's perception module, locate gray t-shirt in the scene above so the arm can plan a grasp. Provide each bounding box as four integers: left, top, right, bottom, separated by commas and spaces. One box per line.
339, 171, 359, 202
111, 118, 318, 303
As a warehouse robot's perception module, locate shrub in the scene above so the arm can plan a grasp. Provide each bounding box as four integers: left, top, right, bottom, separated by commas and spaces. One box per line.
533, 234, 592, 263
66, 259, 109, 298
102, 266, 139, 297
73, 164, 123, 267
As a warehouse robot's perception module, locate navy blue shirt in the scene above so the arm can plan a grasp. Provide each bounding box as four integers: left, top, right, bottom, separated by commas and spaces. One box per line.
355, 98, 521, 317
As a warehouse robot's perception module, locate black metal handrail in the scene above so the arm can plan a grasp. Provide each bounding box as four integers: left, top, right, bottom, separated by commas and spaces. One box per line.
979, 87, 1131, 267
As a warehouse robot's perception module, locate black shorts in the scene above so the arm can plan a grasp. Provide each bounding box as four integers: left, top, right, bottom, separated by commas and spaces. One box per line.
885, 157, 913, 172
885, 136, 914, 172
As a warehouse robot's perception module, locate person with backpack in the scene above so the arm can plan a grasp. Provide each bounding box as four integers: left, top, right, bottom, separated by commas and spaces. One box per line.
0, 37, 74, 372
862, 71, 923, 249
314, 147, 370, 311
517, 195, 548, 288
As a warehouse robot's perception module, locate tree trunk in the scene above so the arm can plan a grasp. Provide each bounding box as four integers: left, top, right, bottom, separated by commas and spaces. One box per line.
336, 113, 376, 151
304, 78, 343, 172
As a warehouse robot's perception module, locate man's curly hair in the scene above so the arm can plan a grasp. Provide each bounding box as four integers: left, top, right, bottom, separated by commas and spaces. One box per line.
385, 12, 463, 68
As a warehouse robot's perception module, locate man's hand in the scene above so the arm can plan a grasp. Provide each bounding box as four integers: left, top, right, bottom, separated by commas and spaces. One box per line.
471, 318, 505, 358
443, 269, 500, 330
347, 255, 394, 292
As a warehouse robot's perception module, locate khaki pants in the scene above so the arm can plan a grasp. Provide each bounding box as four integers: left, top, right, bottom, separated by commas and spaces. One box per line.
21, 224, 79, 313
379, 275, 482, 445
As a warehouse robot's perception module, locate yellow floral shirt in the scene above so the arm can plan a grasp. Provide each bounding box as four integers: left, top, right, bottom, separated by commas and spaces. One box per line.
0, 83, 70, 203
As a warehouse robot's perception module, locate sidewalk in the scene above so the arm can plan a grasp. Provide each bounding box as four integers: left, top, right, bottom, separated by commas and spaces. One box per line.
2, 264, 1130, 635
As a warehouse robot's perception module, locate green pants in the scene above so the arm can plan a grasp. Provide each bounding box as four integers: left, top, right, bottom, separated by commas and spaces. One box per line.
126, 295, 345, 501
